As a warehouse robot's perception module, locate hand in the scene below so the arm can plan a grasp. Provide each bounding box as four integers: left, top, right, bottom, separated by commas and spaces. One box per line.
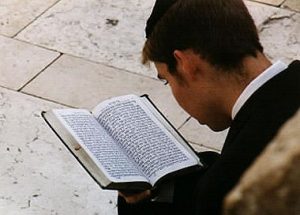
118, 190, 151, 204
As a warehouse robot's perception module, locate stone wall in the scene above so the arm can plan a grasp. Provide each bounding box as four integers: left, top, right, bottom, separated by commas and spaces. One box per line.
224, 109, 300, 215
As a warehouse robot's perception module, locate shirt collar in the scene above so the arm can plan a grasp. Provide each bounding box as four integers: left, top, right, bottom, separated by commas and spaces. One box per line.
231, 60, 288, 119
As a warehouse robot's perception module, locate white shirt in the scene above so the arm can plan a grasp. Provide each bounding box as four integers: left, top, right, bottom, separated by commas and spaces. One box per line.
231, 61, 288, 119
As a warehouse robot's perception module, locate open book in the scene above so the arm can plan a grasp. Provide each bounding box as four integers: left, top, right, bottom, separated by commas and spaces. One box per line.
42, 94, 202, 191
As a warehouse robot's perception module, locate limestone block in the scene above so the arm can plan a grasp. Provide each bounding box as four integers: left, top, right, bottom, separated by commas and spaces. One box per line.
0, 0, 59, 37
189, 143, 221, 154
283, 0, 300, 12
16, 0, 156, 78
179, 118, 228, 152
22, 54, 188, 128
246, 0, 285, 6
245, 1, 279, 29
0, 87, 117, 214
16, 0, 282, 78
224, 109, 300, 215
0, 35, 59, 90
259, 9, 300, 64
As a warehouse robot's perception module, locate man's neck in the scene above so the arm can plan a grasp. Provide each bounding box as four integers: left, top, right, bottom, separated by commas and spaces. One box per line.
222, 53, 272, 120
242, 53, 272, 85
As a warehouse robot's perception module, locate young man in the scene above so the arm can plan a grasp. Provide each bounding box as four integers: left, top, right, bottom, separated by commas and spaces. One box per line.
118, 0, 300, 214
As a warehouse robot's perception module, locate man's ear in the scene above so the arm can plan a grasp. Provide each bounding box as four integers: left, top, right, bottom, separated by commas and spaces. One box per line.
173, 50, 199, 80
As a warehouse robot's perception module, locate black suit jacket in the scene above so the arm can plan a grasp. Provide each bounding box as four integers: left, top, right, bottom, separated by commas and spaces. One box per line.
173, 60, 300, 215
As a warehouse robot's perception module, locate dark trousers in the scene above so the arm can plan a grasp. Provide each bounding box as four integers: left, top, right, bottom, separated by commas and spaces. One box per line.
118, 196, 174, 215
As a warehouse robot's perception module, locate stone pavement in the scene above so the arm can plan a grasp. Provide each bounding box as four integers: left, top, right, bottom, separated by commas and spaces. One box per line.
0, 0, 299, 214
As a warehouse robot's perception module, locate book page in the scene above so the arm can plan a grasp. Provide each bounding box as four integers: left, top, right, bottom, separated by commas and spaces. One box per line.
53, 109, 148, 183
92, 95, 199, 185
140, 96, 200, 161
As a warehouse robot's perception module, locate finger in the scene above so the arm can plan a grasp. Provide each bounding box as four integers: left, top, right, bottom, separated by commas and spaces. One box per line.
119, 190, 151, 204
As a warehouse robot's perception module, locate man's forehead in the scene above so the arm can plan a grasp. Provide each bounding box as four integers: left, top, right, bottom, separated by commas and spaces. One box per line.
145, 0, 178, 38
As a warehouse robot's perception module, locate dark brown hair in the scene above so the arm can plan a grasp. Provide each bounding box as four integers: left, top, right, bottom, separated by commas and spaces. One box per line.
143, 0, 263, 72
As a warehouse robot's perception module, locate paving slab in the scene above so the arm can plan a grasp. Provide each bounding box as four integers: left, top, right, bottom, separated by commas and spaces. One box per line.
259, 9, 300, 64
0, 35, 60, 90
179, 118, 228, 152
22, 54, 189, 128
189, 143, 221, 153
0, 87, 117, 215
0, 0, 59, 37
16, 0, 156, 78
282, 0, 300, 12
247, 0, 285, 6
245, 1, 279, 29
16, 0, 281, 79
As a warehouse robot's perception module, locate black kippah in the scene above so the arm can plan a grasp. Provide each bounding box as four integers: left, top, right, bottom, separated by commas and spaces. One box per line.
145, 0, 178, 38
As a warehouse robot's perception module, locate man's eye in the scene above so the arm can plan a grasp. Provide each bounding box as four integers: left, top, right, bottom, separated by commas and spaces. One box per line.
157, 75, 168, 85
158, 78, 168, 85
162, 79, 169, 85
